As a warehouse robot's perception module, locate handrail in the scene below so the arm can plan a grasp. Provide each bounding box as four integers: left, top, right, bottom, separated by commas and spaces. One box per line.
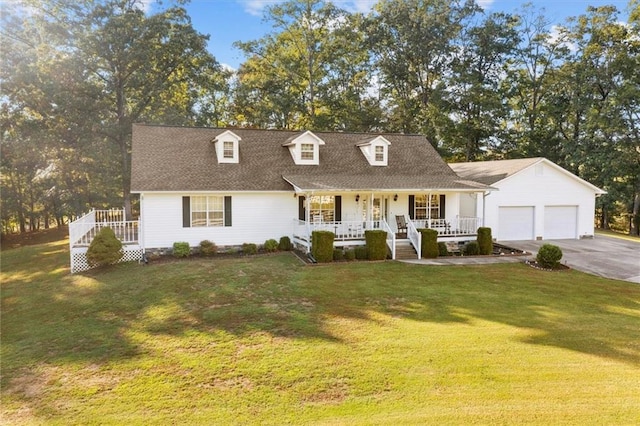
406, 216, 422, 259
380, 218, 396, 260
69, 209, 96, 246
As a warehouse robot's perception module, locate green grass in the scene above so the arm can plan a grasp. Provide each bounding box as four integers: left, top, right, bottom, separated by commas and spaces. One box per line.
2, 236, 640, 424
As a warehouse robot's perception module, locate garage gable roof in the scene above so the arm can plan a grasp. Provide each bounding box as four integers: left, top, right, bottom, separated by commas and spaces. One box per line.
450, 158, 606, 194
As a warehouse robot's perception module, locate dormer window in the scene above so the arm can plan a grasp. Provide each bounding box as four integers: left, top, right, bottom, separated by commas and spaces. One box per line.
282, 131, 325, 165
213, 130, 241, 164
357, 135, 390, 166
375, 146, 384, 162
301, 143, 314, 161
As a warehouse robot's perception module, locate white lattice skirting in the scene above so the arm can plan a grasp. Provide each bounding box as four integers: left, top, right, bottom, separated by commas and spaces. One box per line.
71, 245, 144, 273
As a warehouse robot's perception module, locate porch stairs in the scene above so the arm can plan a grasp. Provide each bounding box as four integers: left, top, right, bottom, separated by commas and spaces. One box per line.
395, 239, 418, 260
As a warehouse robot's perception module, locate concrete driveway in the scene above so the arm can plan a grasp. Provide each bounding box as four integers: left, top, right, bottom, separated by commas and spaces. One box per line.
506, 235, 640, 284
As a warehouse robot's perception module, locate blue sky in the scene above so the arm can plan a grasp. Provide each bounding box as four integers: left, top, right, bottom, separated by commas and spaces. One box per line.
178, 0, 633, 69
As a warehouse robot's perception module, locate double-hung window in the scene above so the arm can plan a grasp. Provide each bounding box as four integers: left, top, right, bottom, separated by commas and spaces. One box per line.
300, 143, 315, 161
414, 194, 440, 220
309, 195, 335, 222
223, 141, 234, 159
375, 145, 384, 162
191, 196, 224, 227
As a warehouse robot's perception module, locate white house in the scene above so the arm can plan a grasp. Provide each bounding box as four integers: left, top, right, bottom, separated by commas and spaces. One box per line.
126, 124, 492, 260
450, 158, 606, 241
67, 127, 606, 272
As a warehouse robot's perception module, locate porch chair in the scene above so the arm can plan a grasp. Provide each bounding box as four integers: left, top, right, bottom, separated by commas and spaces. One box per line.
395, 215, 408, 238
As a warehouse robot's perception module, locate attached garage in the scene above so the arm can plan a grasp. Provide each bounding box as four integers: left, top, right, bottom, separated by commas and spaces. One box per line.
498, 206, 534, 241
544, 206, 578, 239
450, 158, 606, 241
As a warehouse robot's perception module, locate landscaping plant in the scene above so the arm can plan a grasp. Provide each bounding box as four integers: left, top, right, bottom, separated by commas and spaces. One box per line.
537, 244, 563, 268
365, 230, 388, 260
278, 236, 292, 251
264, 239, 279, 252
419, 228, 439, 258
199, 240, 217, 256
463, 241, 480, 255
242, 243, 258, 255
477, 227, 493, 255
311, 230, 334, 263
86, 226, 123, 267
172, 242, 190, 258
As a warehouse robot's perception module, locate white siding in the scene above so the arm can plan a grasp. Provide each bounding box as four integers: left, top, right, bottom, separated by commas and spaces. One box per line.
140, 192, 298, 249
484, 161, 597, 240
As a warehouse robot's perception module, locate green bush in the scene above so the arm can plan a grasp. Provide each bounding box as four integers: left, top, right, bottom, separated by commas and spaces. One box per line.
344, 249, 356, 261
199, 240, 217, 256
86, 227, 123, 267
537, 244, 563, 268
172, 242, 191, 258
242, 243, 258, 255
463, 241, 479, 256
311, 231, 334, 263
264, 239, 279, 252
419, 228, 439, 259
365, 230, 388, 260
477, 227, 493, 255
333, 248, 344, 261
354, 246, 368, 260
278, 236, 292, 251
438, 242, 449, 257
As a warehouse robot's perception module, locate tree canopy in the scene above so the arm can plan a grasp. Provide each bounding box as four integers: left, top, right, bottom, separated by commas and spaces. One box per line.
2, 0, 638, 235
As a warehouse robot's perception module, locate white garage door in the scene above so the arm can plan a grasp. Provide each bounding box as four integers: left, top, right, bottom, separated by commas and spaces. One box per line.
544, 206, 578, 239
498, 206, 534, 241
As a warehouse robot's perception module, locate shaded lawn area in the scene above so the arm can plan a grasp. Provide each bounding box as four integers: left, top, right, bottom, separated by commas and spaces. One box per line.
2, 237, 640, 424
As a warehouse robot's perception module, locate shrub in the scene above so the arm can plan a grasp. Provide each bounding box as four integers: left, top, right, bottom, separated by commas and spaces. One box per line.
344, 249, 356, 261
463, 241, 479, 256
86, 227, 123, 267
172, 242, 191, 258
477, 227, 493, 255
438, 242, 449, 257
311, 231, 334, 263
278, 236, 292, 251
536, 244, 563, 268
242, 243, 258, 255
419, 228, 439, 259
354, 246, 368, 260
365, 230, 388, 260
264, 239, 279, 252
333, 248, 344, 261
199, 240, 217, 256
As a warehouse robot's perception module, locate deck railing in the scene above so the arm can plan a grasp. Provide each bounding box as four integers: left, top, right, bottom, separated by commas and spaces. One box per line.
69, 208, 138, 247
411, 216, 481, 237
293, 219, 396, 257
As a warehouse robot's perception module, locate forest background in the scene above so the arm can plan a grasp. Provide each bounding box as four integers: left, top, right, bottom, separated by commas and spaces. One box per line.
1, 0, 638, 235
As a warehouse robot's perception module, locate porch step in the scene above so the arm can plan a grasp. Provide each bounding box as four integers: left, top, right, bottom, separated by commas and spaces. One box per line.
395, 240, 418, 260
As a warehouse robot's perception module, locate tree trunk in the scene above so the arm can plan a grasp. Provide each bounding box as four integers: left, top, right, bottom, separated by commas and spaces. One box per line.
631, 187, 640, 236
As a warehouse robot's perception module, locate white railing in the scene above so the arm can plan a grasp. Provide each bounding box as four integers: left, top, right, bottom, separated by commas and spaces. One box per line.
410, 216, 481, 237
95, 208, 126, 223
69, 210, 97, 247
69, 208, 138, 247
406, 217, 422, 259
72, 220, 139, 246
293, 219, 396, 258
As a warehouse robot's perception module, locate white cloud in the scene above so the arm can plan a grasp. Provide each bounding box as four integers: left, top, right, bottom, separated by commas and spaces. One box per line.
238, 0, 285, 17
476, 0, 495, 10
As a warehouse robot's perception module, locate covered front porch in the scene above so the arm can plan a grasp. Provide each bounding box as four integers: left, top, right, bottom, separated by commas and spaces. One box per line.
290, 191, 483, 260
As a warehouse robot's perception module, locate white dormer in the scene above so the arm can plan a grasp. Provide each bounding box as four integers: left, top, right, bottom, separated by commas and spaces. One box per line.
213, 130, 241, 164
357, 136, 391, 166
282, 131, 325, 165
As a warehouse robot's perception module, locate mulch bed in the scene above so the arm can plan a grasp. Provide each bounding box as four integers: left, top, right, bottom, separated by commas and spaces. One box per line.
524, 259, 571, 272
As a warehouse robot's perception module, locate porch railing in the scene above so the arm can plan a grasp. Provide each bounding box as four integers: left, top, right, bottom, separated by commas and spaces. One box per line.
293, 219, 396, 258
411, 216, 481, 237
406, 217, 422, 259
69, 208, 138, 247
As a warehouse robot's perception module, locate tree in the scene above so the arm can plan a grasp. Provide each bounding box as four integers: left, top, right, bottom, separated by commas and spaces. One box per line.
1, 0, 223, 223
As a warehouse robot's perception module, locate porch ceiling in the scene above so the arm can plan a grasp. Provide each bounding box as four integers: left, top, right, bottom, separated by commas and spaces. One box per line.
282, 174, 490, 192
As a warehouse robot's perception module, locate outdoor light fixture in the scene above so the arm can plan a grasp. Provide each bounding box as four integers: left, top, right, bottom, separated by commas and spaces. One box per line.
393, 194, 398, 201
355, 194, 360, 202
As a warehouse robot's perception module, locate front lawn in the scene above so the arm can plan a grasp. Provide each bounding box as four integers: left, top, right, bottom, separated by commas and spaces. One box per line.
2, 237, 639, 424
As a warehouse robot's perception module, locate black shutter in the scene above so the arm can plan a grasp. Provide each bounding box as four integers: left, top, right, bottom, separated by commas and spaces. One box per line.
298, 196, 306, 221
224, 196, 232, 227
439, 194, 446, 219
182, 196, 191, 227
408, 195, 415, 220
334, 196, 342, 222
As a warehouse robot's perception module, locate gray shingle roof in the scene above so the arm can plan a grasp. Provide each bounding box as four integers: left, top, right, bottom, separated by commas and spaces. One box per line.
449, 158, 544, 185
131, 124, 490, 193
